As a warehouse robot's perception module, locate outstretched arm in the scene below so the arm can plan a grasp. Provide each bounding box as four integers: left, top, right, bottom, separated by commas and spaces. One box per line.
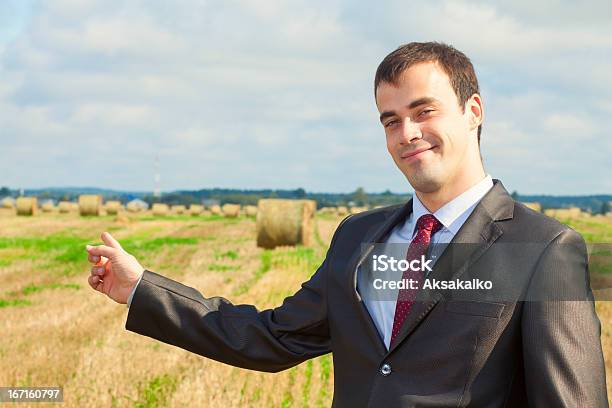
86, 217, 351, 373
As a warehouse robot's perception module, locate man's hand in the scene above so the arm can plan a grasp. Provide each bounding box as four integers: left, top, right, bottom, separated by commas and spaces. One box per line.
86, 231, 145, 304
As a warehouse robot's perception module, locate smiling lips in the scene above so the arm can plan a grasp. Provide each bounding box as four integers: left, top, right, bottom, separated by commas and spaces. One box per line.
400, 146, 436, 160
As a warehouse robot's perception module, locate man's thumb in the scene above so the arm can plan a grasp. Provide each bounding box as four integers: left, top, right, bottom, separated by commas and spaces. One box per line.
86, 244, 115, 259
101, 232, 122, 250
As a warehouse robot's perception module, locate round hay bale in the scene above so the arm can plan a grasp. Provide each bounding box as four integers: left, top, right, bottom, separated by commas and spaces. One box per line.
521, 202, 541, 212
222, 203, 241, 218
126, 199, 148, 213
41, 201, 55, 213
1, 197, 15, 209
350, 206, 368, 214
256, 199, 315, 249
79, 195, 102, 216
302, 200, 317, 217
337, 206, 348, 216
105, 200, 122, 215
244, 205, 258, 217
317, 206, 335, 214
58, 201, 75, 213
209, 204, 222, 215
544, 209, 556, 217
189, 204, 204, 216
152, 203, 169, 216
568, 207, 582, 218
171, 205, 186, 214
16, 197, 38, 216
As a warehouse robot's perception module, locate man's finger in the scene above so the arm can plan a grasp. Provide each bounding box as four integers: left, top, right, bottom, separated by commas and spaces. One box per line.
101, 232, 122, 250
87, 254, 108, 265
88, 275, 104, 292
90, 266, 105, 276
86, 244, 116, 259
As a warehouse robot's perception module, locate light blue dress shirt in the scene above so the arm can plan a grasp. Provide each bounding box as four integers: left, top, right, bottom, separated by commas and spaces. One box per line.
357, 175, 494, 350
126, 272, 143, 308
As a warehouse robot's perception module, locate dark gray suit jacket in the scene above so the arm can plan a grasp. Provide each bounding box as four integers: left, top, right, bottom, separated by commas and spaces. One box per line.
126, 180, 608, 407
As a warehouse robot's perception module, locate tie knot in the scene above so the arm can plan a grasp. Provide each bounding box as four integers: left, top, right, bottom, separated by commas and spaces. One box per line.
415, 214, 443, 234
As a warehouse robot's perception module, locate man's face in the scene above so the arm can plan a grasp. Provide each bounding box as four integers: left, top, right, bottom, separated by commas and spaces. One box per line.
375, 62, 480, 194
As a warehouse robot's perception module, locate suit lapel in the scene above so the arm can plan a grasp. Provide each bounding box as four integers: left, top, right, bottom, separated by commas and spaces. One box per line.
348, 201, 412, 355
387, 179, 514, 354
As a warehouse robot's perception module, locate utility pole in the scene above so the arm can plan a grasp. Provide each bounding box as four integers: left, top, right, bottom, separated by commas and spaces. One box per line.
154, 155, 161, 200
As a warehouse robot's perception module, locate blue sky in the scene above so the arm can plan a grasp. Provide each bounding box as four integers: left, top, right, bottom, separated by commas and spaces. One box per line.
0, 0, 610, 194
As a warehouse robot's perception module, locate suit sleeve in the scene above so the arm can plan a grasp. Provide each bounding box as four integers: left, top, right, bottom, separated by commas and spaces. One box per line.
125, 216, 351, 373
521, 228, 608, 407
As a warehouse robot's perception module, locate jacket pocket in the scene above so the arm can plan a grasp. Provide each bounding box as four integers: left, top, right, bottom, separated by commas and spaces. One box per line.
444, 300, 505, 318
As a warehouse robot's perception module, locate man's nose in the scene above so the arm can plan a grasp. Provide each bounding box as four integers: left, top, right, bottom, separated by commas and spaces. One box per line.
399, 119, 422, 144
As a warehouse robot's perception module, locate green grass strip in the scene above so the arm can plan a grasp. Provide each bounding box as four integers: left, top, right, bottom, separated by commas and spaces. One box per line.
0, 299, 32, 308
134, 373, 177, 408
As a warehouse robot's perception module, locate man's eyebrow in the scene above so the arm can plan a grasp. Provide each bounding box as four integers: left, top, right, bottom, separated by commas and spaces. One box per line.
379, 111, 396, 123
379, 96, 441, 123
408, 96, 440, 110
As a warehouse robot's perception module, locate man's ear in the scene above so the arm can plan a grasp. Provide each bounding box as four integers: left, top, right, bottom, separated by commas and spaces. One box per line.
466, 93, 484, 130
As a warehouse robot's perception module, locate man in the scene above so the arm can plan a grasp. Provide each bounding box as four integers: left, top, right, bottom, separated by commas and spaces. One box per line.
86, 42, 608, 406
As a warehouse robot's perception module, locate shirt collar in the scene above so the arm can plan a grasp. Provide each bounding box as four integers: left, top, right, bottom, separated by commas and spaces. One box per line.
408, 174, 494, 237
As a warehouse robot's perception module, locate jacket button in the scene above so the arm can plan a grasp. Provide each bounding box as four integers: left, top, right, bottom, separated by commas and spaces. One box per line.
380, 363, 392, 376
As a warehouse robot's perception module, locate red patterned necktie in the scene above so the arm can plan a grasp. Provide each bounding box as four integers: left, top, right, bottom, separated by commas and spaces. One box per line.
390, 213, 443, 347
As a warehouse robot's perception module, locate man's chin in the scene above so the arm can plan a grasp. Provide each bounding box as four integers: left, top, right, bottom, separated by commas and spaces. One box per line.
404, 170, 443, 194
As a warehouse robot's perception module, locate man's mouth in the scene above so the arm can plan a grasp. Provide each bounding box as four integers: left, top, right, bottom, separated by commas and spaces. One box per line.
400, 146, 436, 160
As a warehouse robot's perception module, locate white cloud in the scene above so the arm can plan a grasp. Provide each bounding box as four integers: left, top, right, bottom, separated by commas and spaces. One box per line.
0, 0, 610, 194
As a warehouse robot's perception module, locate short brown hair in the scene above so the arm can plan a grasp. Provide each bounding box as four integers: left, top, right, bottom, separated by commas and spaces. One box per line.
374, 42, 482, 142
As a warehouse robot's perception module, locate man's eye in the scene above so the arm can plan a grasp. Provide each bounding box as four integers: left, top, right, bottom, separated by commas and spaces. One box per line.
419, 109, 434, 117
384, 120, 399, 128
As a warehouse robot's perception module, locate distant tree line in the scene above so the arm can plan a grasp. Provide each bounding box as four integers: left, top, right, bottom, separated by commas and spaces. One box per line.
140, 187, 410, 208
1, 186, 611, 213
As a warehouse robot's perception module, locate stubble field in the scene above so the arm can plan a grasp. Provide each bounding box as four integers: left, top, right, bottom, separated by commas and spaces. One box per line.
0, 209, 610, 407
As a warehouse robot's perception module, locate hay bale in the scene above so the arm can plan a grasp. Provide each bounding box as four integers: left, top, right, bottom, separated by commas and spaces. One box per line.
16, 197, 38, 216
244, 205, 258, 217
78, 195, 102, 216
302, 200, 317, 217
59, 201, 75, 213
209, 204, 222, 215
1, 197, 15, 209
222, 203, 241, 218
256, 199, 315, 249
105, 200, 122, 215
545, 207, 581, 220
350, 206, 368, 214
171, 205, 186, 214
521, 202, 541, 212
568, 207, 582, 218
41, 201, 55, 213
317, 206, 336, 214
127, 199, 148, 213
189, 204, 204, 216
152, 203, 169, 216
337, 206, 348, 216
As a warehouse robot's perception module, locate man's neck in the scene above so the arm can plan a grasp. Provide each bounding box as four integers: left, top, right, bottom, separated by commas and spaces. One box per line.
415, 170, 487, 213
